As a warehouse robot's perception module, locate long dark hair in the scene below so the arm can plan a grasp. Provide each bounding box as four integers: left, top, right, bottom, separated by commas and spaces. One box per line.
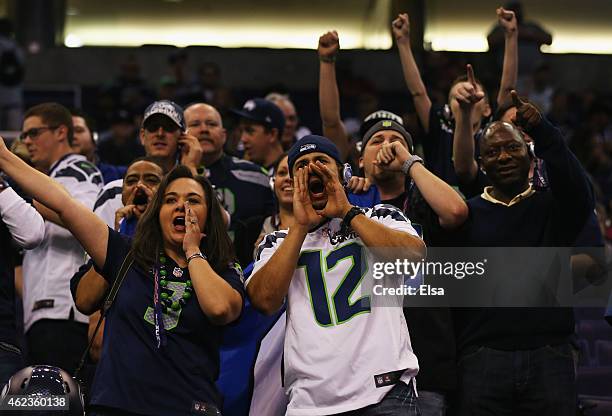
131, 165, 236, 273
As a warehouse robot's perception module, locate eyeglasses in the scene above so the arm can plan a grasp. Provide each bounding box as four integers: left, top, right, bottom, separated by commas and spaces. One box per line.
144, 119, 179, 133
19, 126, 58, 141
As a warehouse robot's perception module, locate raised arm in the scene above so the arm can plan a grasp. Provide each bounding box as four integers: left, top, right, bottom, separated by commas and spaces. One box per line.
375, 142, 468, 229
183, 203, 243, 324
33, 200, 67, 228
512, 91, 592, 219
452, 65, 484, 182
0, 137, 109, 267
496, 7, 518, 108
318, 31, 350, 161
392, 13, 432, 133
311, 162, 426, 260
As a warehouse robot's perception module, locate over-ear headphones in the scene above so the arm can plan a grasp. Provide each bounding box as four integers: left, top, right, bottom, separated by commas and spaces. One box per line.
342, 163, 352, 186
527, 142, 536, 159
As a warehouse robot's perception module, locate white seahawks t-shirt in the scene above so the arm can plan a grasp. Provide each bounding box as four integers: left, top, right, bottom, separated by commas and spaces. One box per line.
248, 204, 420, 415
22, 154, 103, 331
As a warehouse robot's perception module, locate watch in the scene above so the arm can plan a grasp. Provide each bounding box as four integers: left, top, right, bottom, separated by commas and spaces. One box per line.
187, 251, 207, 264
401, 155, 424, 176
343, 206, 364, 227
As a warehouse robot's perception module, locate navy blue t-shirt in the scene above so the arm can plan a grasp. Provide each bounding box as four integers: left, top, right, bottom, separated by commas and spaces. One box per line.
423, 105, 482, 187
90, 228, 245, 415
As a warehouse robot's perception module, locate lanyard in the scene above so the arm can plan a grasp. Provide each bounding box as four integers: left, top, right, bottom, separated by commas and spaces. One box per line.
153, 262, 167, 349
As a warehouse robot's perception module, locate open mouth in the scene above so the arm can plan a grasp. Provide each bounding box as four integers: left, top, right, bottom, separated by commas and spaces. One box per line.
172, 216, 186, 232
308, 175, 325, 198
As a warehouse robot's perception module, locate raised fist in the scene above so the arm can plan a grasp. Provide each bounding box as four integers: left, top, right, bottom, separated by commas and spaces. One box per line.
511, 90, 542, 131
497, 7, 517, 34
391, 13, 410, 42
318, 31, 339, 60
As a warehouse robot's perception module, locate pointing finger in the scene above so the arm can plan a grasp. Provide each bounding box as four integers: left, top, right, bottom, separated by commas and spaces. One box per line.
467, 64, 476, 86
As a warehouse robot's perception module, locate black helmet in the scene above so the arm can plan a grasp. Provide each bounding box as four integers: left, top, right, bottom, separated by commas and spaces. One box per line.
1, 365, 84, 415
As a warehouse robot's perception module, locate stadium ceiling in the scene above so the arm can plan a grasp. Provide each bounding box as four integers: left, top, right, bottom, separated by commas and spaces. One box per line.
62, 0, 612, 54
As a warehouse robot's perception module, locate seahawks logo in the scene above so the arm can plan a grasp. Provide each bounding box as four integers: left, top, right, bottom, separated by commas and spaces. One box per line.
243, 100, 256, 111
299, 143, 316, 152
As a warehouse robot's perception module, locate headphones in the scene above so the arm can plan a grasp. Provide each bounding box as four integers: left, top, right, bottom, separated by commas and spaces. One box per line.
342, 163, 352, 186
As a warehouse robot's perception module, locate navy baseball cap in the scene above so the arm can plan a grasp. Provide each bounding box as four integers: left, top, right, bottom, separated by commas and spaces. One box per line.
142, 100, 185, 131
361, 119, 414, 153
288, 135, 342, 176
232, 98, 285, 134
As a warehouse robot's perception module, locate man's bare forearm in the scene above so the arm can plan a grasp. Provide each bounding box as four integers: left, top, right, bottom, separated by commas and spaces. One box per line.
247, 226, 308, 315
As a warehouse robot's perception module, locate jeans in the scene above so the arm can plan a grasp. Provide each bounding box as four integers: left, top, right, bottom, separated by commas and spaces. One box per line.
418, 390, 447, 416
0, 342, 24, 388
336, 381, 420, 416
458, 344, 576, 416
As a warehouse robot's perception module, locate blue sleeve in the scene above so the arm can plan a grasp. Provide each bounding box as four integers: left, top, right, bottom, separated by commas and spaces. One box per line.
70, 259, 96, 303
119, 216, 139, 237
347, 185, 381, 208
221, 263, 246, 302
101, 227, 132, 285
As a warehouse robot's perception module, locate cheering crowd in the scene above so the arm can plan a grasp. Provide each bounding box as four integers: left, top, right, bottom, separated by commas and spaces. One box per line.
0, 5, 611, 416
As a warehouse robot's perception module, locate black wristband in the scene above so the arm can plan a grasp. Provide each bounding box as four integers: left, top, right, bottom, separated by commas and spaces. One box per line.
343, 206, 364, 227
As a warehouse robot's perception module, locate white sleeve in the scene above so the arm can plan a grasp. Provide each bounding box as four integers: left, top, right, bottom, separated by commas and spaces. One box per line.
246, 231, 288, 287
367, 204, 421, 238
0, 188, 45, 249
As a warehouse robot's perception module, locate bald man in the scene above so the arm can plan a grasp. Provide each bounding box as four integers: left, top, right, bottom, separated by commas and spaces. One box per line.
185, 103, 274, 265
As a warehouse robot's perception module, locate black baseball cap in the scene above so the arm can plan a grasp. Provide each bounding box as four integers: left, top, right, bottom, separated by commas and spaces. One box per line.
232, 98, 285, 134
